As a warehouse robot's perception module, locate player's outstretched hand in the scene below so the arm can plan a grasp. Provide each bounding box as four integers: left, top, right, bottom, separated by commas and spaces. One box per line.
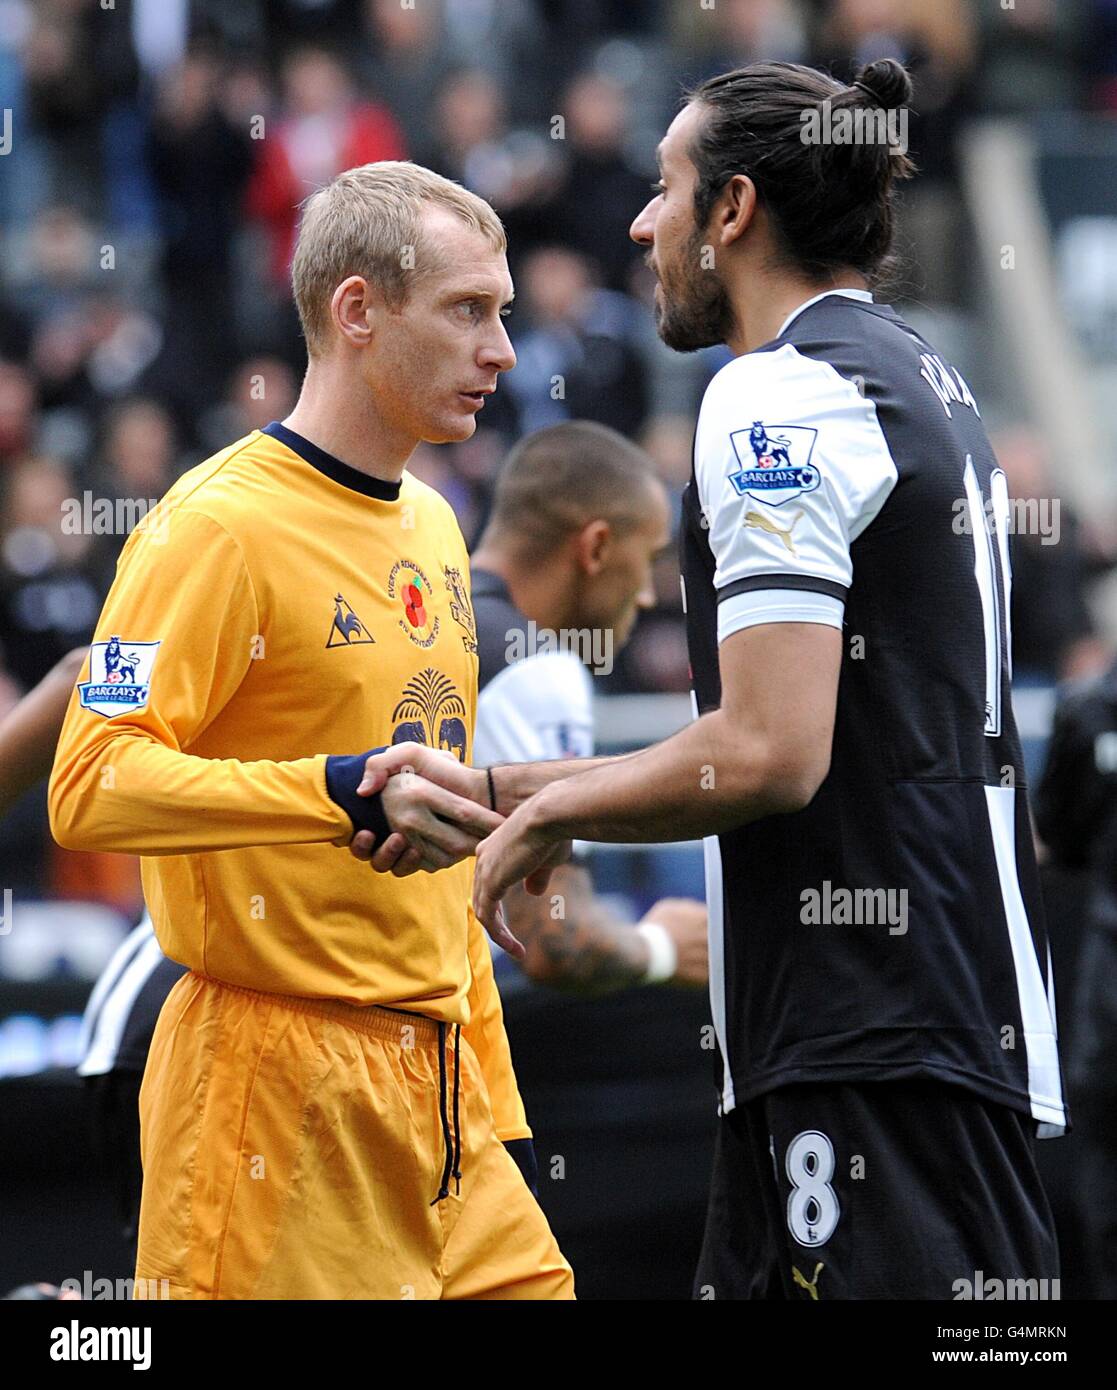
472, 801, 571, 947
355, 771, 525, 959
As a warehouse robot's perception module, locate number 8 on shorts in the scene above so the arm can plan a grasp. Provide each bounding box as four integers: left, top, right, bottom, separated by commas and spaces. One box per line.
785, 1130, 841, 1247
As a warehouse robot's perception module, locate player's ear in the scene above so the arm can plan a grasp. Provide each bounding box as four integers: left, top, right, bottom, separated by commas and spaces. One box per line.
717, 173, 758, 249
575, 518, 612, 577
331, 276, 376, 348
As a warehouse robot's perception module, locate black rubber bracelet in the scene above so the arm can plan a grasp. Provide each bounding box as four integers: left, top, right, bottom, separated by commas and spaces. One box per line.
487, 766, 497, 813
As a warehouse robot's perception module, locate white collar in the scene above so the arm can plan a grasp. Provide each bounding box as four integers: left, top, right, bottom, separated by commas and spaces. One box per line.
776, 288, 874, 339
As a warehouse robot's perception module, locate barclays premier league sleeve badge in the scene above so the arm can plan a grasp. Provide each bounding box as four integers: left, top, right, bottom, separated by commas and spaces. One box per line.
78, 637, 161, 718
728, 422, 820, 506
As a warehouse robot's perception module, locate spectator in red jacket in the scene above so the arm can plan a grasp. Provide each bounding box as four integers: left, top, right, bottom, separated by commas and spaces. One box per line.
246, 45, 406, 290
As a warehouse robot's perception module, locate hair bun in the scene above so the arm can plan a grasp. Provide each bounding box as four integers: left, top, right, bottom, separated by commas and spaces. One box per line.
853, 59, 912, 111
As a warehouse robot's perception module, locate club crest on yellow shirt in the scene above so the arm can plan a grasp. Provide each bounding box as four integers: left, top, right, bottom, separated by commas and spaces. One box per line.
443, 565, 477, 654
390, 667, 467, 761
387, 559, 440, 648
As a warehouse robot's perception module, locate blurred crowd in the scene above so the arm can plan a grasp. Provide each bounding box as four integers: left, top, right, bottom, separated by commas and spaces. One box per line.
1, 0, 1116, 896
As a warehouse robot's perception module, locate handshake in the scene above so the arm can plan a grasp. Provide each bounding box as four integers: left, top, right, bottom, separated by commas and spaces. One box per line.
345, 741, 709, 988
347, 742, 506, 874
345, 742, 570, 957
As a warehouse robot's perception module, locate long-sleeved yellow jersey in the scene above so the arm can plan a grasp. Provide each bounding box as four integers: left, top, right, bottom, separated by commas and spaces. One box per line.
51, 424, 497, 1031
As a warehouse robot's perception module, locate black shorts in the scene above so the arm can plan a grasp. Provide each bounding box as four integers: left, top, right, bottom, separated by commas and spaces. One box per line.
694, 1080, 1059, 1300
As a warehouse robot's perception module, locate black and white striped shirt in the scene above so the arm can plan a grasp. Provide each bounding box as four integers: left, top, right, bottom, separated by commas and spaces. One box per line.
681, 289, 1066, 1134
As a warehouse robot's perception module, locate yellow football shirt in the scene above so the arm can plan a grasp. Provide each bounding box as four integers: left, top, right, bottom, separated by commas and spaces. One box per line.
52, 425, 496, 1031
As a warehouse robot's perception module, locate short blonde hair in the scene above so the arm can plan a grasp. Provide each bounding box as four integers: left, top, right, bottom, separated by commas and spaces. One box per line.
292, 161, 507, 355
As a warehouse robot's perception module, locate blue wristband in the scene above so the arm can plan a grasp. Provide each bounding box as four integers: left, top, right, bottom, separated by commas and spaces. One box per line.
325, 749, 391, 846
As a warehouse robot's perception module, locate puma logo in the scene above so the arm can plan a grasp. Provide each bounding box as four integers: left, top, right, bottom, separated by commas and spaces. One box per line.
745, 508, 803, 555
792, 1261, 825, 1301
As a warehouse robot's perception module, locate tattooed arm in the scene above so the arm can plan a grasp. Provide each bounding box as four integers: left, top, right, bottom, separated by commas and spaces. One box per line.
505, 860, 707, 997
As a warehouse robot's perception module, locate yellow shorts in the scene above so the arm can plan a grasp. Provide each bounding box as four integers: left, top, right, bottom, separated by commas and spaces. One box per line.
134, 972, 574, 1300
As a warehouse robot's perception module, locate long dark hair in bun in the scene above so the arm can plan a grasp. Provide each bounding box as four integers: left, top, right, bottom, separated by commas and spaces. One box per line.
686, 58, 916, 283
853, 57, 914, 110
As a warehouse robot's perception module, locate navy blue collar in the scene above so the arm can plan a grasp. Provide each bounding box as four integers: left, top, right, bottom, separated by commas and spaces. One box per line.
263, 421, 402, 502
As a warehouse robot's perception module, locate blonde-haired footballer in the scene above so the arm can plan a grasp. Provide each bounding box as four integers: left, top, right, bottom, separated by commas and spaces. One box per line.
50, 162, 574, 1300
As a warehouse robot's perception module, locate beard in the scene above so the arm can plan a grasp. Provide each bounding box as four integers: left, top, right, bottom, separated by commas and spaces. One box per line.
654, 226, 735, 352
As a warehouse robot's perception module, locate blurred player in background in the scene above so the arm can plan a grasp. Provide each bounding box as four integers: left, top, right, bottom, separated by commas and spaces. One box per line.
471, 419, 706, 995
358, 59, 1068, 1300
49, 162, 573, 1300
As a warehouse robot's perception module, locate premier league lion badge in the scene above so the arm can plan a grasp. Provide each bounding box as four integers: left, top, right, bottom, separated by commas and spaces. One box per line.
728, 421, 821, 507
77, 636, 161, 718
